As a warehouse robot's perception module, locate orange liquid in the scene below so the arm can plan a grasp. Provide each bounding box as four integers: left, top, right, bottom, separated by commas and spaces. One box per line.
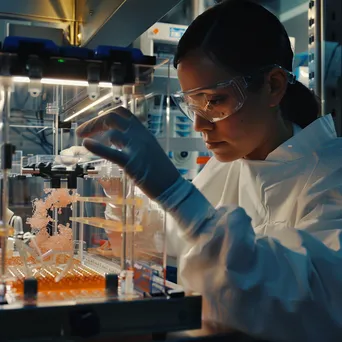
6, 263, 105, 294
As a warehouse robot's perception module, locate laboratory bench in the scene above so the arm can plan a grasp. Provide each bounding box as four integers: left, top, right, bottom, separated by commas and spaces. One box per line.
6, 323, 267, 342
93, 322, 267, 342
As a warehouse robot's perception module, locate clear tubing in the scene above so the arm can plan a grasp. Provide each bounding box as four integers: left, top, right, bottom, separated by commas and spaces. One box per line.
53, 86, 60, 156
54, 208, 58, 235
120, 91, 128, 271
165, 61, 171, 155
78, 181, 84, 262
127, 97, 136, 271
121, 173, 128, 271
0, 87, 11, 287
162, 62, 171, 283
72, 199, 77, 242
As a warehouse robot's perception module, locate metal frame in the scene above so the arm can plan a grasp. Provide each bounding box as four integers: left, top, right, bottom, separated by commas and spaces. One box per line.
78, 0, 183, 48
0, 0, 184, 50
309, 0, 342, 135
308, 0, 325, 114
0, 0, 76, 44
323, 0, 342, 135
0, 1, 74, 23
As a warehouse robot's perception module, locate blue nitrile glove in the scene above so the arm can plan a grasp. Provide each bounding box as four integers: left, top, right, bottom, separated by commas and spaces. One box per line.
76, 107, 181, 199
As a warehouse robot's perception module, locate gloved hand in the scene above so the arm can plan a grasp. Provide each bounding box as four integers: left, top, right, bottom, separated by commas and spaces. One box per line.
60, 146, 91, 158
56, 146, 94, 166
76, 107, 181, 199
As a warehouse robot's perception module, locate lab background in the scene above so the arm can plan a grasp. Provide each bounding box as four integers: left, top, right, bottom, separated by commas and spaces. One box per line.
0, 0, 339, 341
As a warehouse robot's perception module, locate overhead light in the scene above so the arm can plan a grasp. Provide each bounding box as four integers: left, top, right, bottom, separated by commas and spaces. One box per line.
12, 77, 113, 88
41, 78, 89, 87
12, 76, 30, 83
99, 82, 113, 88
64, 93, 112, 122
66, 91, 154, 122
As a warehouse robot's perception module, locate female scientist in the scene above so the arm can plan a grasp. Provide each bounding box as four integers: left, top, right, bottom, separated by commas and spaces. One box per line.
77, 1, 342, 341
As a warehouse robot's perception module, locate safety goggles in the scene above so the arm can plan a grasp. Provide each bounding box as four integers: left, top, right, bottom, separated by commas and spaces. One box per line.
172, 65, 296, 123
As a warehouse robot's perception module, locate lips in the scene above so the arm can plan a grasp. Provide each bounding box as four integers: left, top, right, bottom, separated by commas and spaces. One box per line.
205, 141, 225, 149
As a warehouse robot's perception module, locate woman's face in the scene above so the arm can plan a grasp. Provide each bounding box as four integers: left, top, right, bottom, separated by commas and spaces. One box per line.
177, 51, 289, 162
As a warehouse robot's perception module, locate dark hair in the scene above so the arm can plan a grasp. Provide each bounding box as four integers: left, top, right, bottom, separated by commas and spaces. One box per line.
174, 0, 319, 128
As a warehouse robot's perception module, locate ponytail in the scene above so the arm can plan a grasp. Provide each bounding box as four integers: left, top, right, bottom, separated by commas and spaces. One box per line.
280, 81, 320, 128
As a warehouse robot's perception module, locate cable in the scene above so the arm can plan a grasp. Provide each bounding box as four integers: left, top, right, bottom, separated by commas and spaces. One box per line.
6, 101, 49, 153
26, 126, 53, 151
38, 109, 53, 149
33, 109, 53, 151
11, 127, 51, 154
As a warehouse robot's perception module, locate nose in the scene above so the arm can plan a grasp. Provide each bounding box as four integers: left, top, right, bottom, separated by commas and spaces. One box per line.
193, 114, 213, 132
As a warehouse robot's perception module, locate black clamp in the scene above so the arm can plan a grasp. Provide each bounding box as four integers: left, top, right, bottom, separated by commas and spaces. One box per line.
58, 121, 72, 130
87, 63, 101, 84
105, 273, 119, 298
23, 278, 38, 306
105, 50, 135, 85
31, 163, 86, 189
2, 143, 15, 169
27, 56, 43, 80
143, 289, 185, 299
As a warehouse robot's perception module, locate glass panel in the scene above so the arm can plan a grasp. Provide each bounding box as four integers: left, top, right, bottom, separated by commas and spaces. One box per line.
1, 58, 169, 303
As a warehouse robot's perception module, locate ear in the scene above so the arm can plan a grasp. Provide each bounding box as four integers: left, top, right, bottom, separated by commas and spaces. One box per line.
266, 68, 288, 108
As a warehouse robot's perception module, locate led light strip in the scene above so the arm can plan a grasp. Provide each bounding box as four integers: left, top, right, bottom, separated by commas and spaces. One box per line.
64, 93, 113, 122
12, 76, 113, 88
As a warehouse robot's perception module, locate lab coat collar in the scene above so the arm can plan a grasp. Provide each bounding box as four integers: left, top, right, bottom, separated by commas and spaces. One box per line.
266, 114, 337, 162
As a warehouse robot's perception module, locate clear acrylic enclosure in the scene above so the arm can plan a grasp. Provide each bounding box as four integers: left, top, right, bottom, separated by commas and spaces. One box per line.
1, 58, 169, 303
73, 161, 166, 295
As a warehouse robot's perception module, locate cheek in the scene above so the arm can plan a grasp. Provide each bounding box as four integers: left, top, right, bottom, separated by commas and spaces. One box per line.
219, 93, 270, 139
216, 109, 252, 141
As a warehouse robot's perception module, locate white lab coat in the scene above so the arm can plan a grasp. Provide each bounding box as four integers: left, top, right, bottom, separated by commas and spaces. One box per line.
164, 114, 342, 342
